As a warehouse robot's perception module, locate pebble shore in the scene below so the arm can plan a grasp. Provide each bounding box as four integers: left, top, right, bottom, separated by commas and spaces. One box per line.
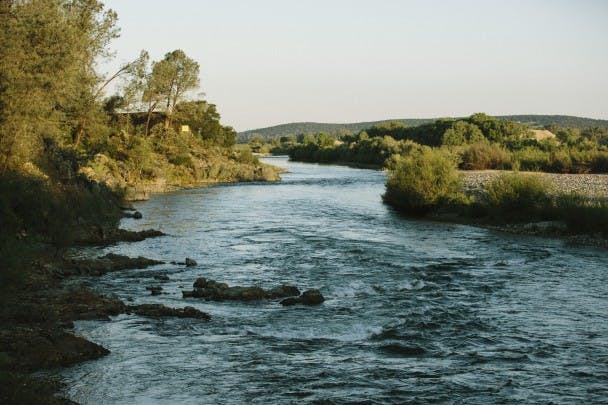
462, 170, 608, 198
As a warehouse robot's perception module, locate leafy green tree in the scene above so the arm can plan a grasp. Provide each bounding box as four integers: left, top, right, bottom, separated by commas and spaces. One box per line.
302, 134, 316, 145
73, 50, 149, 146
316, 132, 334, 147
442, 121, 485, 146
174, 101, 235, 147
137, 50, 199, 135
468, 113, 529, 143
152, 50, 200, 129
556, 128, 581, 146
0, 0, 119, 170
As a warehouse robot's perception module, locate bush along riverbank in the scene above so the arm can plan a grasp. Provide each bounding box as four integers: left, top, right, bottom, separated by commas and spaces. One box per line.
383, 147, 608, 247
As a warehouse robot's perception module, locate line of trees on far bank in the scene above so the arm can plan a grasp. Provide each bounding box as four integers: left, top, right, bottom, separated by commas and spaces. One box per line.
271, 113, 608, 174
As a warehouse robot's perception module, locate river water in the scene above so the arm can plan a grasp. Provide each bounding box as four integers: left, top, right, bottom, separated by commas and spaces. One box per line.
59, 157, 608, 404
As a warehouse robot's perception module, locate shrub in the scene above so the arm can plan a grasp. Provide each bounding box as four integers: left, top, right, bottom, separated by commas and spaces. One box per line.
442, 121, 485, 146
459, 142, 512, 170
513, 148, 550, 172
557, 194, 608, 236
483, 173, 552, 219
236, 148, 259, 164
168, 154, 194, 168
384, 147, 464, 214
591, 151, 608, 173
548, 150, 572, 173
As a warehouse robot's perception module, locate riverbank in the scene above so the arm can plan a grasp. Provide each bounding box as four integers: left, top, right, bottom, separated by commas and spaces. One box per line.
459, 170, 608, 247
0, 159, 285, 403
82, 150, 285, 201
0, 226, 213, 403
384, 149, 608, 249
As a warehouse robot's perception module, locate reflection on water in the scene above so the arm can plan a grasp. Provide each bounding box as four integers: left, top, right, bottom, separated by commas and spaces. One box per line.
59, 157, 608, 404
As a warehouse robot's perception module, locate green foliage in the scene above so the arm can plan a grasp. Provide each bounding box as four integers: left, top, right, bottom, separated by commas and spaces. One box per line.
288, 132, 423, 167
0, 0, 119, 168
384, 148, 464, 214
238, 115, 608, 144
284, 113, 608, 174
482, 173, 552, 219
147, 49, 200, 128
248, 135, 265, 152
442, 121, 485, 146
174, 101, 236, 147
554, 194, 608, 237
235, 148, 259, 165
316, 132, 335, 147
459, 143, 512, 170
0, 169, 121, 250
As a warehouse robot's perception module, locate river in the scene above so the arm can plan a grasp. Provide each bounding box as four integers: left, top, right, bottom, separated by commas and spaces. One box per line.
58, 157, 608, 404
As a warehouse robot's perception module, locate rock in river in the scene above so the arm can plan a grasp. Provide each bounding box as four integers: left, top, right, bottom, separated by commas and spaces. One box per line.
146, 286, 163, 295
279, 297, 302, 306
183, 277, 302, 302
301, 289, 325, 305
127, 304, 210, 320
280, 289, 325, 306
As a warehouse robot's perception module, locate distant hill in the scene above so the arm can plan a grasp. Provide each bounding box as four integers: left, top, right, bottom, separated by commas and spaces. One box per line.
238, 115, 608, 142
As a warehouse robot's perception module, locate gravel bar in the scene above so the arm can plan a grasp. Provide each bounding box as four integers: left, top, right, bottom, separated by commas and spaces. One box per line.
462, 170, 608, 198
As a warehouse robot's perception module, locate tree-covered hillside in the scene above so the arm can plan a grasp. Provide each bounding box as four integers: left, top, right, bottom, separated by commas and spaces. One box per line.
238, 115, 608, 142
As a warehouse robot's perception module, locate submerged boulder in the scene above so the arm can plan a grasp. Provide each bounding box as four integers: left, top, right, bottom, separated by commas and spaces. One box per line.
185, 258, 197, 267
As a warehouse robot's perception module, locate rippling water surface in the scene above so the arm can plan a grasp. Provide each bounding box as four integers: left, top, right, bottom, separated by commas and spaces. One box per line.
59, 157, 608, 404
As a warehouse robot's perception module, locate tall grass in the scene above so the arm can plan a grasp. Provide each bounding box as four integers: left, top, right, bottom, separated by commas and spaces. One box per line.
459, 143, 512, 170
553, 194, 608, 237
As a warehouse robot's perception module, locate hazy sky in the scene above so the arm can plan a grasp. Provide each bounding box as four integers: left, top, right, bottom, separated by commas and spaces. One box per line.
102, 0, 608, 131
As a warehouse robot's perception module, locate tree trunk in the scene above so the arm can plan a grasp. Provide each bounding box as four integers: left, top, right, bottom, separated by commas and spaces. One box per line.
74, 119, 87, 147
145, 101, 158, 136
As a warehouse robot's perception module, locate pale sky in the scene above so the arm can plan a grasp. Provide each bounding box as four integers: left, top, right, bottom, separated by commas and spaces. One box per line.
101, 0, 608, 131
